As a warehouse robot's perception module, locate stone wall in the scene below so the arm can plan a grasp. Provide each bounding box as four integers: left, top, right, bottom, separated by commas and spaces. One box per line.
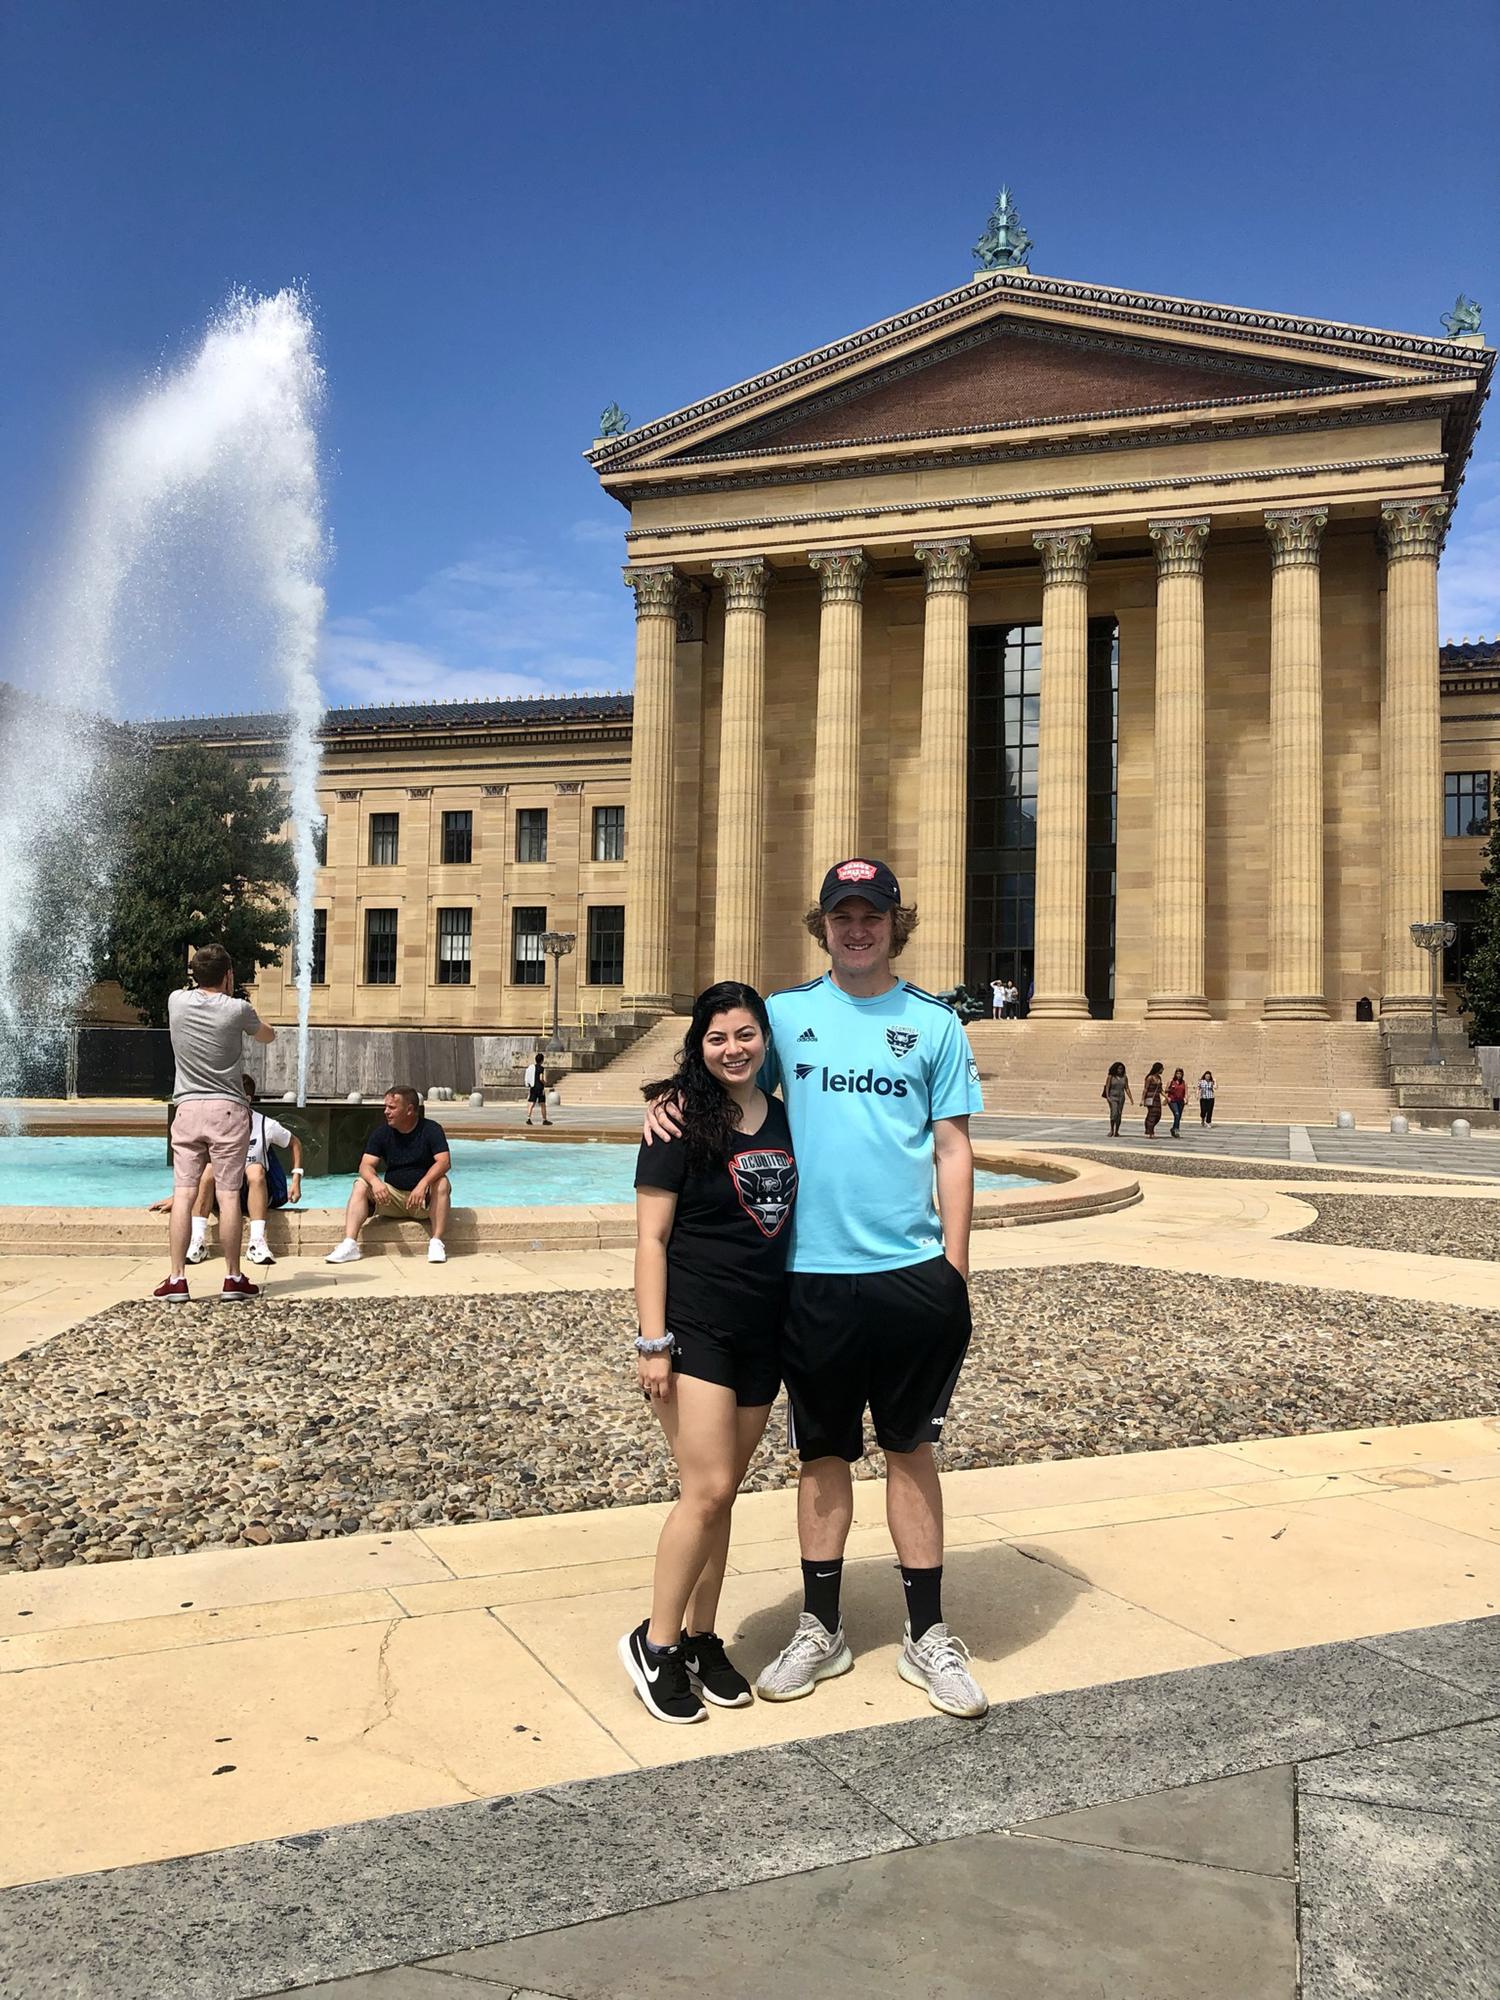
243, 1029, 477, 1100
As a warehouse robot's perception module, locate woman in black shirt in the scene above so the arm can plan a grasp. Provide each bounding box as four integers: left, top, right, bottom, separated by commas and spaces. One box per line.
620, 981, 797, 1725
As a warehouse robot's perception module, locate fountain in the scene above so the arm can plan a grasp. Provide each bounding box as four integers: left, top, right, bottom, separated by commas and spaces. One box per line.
0, 290, 327, 1114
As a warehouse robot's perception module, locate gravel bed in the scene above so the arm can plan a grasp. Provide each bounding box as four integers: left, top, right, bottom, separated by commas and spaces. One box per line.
1289, 1194, 1500, 1264
2, 1271, 1496, 1575
1046, 1145, 1455, 1184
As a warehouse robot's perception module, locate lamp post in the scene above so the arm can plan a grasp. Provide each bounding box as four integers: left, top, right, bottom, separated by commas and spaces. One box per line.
541, 930, 576, 1053
1409, 920, 1458, 1069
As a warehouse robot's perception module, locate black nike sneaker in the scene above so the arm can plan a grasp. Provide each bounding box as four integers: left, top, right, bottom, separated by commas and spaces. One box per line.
618, 1620, 706, 1725
681, 1628, 754, 1708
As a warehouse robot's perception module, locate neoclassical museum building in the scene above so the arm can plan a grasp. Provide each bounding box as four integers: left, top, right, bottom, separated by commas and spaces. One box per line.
153, 227, 1496, 1043
595, 237, 1493, 1027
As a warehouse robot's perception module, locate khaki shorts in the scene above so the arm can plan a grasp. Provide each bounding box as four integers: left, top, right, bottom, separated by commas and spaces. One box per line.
172, 1099, 252, 1194
369, 1179, 446, 1215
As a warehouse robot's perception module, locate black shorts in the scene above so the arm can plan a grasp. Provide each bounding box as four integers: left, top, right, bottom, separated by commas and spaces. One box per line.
782, 1256, 971, 1462
667, 1316, 781, 1409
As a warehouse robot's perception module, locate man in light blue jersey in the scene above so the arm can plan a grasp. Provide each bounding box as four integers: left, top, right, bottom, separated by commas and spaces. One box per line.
647, 858, 988, 1718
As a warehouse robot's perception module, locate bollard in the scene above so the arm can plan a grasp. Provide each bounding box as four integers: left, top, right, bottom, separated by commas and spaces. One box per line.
469, 1089, 484, 1107
1389, 1113, 1409, 1136
1451, 1119, 1472, 1140
1336, 1110, 1355, 1131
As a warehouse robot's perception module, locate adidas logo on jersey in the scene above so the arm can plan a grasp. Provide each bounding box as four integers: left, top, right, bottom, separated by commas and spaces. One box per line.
797, 1027, 818, 1042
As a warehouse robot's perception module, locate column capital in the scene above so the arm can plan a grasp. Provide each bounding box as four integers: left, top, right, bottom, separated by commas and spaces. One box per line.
1033, 528, 1094, 588
808, 547, 868, 603
1148, 517, 1210, 578
622, 565, 680, 620
914, 538, 974, 595
1265, 507, 1328, 570
711, 556, 771, 612
1380, 497, 1450, 565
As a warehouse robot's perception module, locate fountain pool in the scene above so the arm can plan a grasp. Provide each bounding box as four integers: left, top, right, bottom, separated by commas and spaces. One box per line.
0, 1136, 1043, 1211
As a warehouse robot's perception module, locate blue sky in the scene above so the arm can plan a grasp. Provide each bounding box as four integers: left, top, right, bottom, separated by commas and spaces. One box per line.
2, 0, 1496, 719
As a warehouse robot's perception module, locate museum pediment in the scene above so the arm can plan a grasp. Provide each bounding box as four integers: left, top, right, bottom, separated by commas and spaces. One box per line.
590, 270, 1490, 483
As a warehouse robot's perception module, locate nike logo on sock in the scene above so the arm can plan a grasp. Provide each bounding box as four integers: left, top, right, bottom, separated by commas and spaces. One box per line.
814, 1569, 839, 1579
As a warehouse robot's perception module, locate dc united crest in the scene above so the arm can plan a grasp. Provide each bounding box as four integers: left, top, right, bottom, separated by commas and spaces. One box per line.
886, 1027, 919, 1059
728, 1148, 798, 1238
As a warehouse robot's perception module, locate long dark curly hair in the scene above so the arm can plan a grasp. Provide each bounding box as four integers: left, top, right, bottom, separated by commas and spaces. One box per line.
642, 981, 772, 1172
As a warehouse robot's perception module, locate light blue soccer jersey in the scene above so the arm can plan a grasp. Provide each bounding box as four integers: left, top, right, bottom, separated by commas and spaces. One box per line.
762, 975, 983, 1274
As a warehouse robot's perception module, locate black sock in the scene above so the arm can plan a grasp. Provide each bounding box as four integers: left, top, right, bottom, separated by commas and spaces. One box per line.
801, 1557, 844, 1633
901, 1565, 943, 1641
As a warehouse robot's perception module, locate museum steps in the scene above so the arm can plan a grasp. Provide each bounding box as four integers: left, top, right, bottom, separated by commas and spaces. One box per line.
563, 1015, 1396, 1127
965, 1020, 1395, 1126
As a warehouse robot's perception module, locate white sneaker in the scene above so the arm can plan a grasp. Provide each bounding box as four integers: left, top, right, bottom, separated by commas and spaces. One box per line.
427, 1238, 447, 1264
898, 1622, 988, 1718
246, 1240, 276, 1266
325, 1239, 362, 1264
185, 1242, 211, 1265
755, 1611, 854, 1701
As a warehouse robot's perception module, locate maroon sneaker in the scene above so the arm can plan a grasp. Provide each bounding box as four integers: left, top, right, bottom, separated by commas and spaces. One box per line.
152, 1276, 190, 1304
218, 1274, 260, 1303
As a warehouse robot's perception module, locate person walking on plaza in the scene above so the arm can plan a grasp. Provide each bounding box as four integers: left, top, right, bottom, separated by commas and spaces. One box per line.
325, 1087, 452, 1264
645, 858, 988, 1719
153, 944, 275, 1304
621, 982, 797, 1726
1142, 1061, 1165, 1138
523, 1047, 552, 1127
1198, 1070, 1217, 1126
1102, 1061, 1132, 1138
1166, 1067, 1188, 1138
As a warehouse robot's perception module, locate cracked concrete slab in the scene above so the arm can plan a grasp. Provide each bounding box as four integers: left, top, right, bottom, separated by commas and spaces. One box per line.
1013, 1763, 1295, 1876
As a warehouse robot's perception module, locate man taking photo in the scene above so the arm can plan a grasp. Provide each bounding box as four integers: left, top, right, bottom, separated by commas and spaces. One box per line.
647, 859, 987, 1717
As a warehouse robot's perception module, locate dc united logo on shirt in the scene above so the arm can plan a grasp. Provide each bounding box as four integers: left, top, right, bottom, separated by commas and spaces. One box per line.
728, 1149, 798, 1238
886, 1027, 919, 1059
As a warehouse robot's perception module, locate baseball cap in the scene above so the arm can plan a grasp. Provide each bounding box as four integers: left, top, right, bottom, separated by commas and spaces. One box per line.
818, 858, 902, 912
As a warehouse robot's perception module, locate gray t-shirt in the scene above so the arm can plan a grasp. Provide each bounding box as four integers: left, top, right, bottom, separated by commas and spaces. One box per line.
168, 989, 263, 1103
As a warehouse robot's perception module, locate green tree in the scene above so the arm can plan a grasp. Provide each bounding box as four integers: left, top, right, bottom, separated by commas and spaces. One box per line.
1459, 804, 1500, 1047
103, 743, 296, 1025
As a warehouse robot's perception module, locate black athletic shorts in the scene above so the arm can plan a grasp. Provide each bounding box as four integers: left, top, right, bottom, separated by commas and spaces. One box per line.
665, 1315, 781, 1409
781, 1255, 971, 1462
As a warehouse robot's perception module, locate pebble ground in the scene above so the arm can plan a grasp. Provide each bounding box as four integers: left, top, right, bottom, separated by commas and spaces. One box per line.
1289, 1194, 1500, 1264
2, 1270, 1496, 1574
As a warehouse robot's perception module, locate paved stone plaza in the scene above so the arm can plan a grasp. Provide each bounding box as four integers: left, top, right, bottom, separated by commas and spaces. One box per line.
1, 1127, 1496, 1996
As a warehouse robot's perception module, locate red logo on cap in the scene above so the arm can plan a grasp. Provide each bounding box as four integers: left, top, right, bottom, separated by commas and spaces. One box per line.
836, 860, 878, 882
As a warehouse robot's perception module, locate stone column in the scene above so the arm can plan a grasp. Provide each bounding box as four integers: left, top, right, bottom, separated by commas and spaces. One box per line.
1030, 528, 1094, 1017
806, 548, 867, 972
1379, 497, 1450, 1014
1264, 508, 1329, 1019
1146, 517, 1211, 1020
711, 556, 771, 986
913, 539, 974, 992
621, 565, 679, 1010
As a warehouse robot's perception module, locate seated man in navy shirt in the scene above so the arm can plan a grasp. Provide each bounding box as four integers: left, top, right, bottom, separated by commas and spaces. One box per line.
326, 1086, 452, 1265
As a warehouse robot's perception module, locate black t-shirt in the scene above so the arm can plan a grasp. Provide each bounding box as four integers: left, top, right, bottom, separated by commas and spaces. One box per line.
634, 1095, 798, 1337
365, 1117, 450, 1191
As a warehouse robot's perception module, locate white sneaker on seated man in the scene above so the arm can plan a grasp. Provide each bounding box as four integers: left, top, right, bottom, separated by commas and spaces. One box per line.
326, 1086, 452, 1264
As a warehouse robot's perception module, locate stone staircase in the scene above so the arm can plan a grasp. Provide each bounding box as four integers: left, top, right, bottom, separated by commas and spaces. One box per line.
1381, 1021, 1498, 1129
559, 1012, 1397, 1125
558, 1016, 691, 1105
967, 1020, 1394, 1125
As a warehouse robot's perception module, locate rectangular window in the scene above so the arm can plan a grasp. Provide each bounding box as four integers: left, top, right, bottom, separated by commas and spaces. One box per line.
369, 812, 399, 866
512, 905, 547, 984
311, 815, 328, 867
1445, 770, 1491, 839
586, 905, 625, 986
592, 804, 625, 862
364, 908, 398, 984
436, 907, 472, 985
515, 807, 548, 863
441, 809, 473, 864
310, 908, 327, 985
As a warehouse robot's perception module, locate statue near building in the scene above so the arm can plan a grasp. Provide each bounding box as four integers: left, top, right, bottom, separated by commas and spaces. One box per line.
598, 402, 631, 437
1441, 294, 1483, 339
973, 186, 1032, 271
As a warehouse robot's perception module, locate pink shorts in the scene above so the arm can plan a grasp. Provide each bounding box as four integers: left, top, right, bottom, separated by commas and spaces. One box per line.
171, 1099, 252, 1194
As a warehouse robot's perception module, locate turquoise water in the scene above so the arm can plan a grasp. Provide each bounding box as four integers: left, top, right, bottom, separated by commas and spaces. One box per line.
0, 1135, 1040, 1210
